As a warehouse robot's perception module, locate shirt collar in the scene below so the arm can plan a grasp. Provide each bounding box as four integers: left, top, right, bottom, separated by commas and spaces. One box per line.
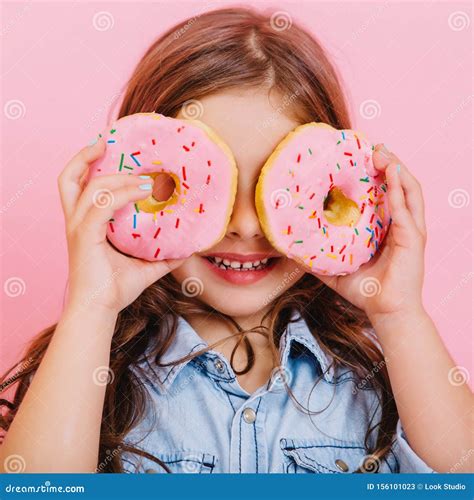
141, 311, 335, 392
280, 310, 335, 383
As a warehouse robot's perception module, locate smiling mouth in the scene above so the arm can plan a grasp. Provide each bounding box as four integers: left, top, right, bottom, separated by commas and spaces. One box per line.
203, 256, 279, 271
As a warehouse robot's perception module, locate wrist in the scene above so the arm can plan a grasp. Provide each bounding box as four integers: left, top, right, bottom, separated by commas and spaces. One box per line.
367, 304, 428, 331
59, 302, 119, 339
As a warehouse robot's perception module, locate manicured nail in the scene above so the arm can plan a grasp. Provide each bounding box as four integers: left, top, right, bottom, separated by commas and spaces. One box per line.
139, 175, 151, 179
396, 164, 401, 174
89, 137, 98, 146
379, 144, 390, 158
139, 183, 153, 190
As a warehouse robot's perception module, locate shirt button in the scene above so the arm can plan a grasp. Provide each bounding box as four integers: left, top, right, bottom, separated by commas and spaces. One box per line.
242, 407, 256, 423
335, 459, 349, 472
214, 359, 225, 373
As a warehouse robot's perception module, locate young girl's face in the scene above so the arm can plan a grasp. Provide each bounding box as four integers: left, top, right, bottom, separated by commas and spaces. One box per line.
172, 89, 305, 319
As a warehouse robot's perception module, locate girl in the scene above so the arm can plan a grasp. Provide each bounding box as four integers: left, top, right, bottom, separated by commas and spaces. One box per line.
0, 7, 471, 474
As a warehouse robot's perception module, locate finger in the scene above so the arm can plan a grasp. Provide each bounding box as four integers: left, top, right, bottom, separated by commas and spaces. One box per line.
76, 183, 154, 241
58, 137, 106, 219
73, 174, 154, 224
372, 143, 393, 171
389, 160, 426, 237
374, 145, 426, 237
134, 258, 187, 288
385, 162, 418, 245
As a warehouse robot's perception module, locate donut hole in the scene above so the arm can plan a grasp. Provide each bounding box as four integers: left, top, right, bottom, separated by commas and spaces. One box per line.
323, 186, 361, 226
135, 171, 180, 213
152, 172, 176, 202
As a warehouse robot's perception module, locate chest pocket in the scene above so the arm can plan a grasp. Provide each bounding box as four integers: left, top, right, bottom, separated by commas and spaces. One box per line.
280, 438, 397, 474
123, 450, 217, 474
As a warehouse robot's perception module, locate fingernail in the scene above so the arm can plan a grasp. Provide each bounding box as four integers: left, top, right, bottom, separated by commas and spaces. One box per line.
139, 175, 151, 179
379, 144, 390, 158
139, 183, 153, 190
396, 164, 401, 174
89, 137, 98, 146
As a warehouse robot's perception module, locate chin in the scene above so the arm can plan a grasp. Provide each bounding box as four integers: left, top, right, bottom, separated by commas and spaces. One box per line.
171, 253, 304, 320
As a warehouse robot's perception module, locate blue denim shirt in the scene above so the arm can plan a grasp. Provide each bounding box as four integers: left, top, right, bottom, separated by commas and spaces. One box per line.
121, 312, 434, 473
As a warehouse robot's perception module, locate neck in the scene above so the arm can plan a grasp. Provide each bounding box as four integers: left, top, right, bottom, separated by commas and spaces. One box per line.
185, 309, 271, 348
184, 309, 276, 394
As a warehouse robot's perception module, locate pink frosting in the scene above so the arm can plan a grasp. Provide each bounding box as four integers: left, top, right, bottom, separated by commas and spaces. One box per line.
258, 124, 391, 276
88, 113, 236, 260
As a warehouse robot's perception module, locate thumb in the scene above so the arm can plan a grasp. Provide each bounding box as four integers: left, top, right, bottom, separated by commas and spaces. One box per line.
139, 257, 186, 288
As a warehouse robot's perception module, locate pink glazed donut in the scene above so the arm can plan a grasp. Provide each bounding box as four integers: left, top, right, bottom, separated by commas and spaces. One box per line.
255, 123, 390, 276
88, 113, 237, 261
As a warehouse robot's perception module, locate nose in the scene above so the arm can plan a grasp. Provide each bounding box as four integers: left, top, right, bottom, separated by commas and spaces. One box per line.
226, 185, 264, 241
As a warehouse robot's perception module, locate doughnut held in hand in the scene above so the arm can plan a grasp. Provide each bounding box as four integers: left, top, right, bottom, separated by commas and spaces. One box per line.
255, 123, 390, 276
88, 113, 238, 261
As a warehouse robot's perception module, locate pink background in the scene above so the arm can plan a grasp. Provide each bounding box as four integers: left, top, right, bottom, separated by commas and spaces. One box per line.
1, 1, 472, 381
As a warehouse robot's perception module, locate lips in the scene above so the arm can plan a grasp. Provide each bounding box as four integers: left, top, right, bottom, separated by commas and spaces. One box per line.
205, 255, 272, 271
200, 252, 280, 285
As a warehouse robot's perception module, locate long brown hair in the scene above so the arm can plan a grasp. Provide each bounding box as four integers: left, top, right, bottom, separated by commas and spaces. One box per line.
0, 7, 397, 472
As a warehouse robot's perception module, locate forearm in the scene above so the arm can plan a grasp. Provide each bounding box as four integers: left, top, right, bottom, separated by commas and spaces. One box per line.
0, 305, 117, 472
369, 308, 473, 472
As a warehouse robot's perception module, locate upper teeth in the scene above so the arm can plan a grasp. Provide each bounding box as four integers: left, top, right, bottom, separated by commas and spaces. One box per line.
210, 257, 269, 269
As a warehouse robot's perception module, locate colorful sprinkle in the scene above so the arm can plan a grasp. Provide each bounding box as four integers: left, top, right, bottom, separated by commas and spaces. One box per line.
118, 153, 124, 172
175, 218, 180, 228
154, 247, 161, 258
153, 227, 161, 239
130, 154, 141, 167
133, 214, 137, 229
182, 166, 187, 180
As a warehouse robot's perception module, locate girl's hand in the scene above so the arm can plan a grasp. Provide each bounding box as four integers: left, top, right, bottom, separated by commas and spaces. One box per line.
57, 137, 185, 315
316, 144, 427, 322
